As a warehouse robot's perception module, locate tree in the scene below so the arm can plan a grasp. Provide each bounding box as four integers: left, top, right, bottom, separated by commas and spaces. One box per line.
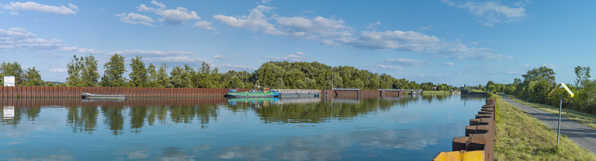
0, 61, 24, 85
100, 53, 127, 87
22, 67, 42, 86
129, 56, 147, 87
81, 54, 100, 87
146, 63, 159, 87
66, 55, 83, 87
522, 66, 556, 83
575, 66, 591, 88
231, 75, 244, 89
157, 63, 172, 88
169, 66, 192, 88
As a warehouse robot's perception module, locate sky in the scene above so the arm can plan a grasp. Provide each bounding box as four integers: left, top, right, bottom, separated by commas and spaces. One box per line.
1, 0, 595, 86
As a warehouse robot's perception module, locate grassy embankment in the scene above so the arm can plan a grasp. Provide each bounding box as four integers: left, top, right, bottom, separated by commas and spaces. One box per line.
492, 94, 596, 160
507, 95, 596, 130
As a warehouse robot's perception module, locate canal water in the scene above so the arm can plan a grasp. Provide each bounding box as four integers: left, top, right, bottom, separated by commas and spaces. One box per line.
0, 95, 485, 160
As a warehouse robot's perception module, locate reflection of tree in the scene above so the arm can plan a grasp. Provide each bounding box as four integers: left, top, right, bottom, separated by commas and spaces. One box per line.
101, 107, 125, 135
130, 106, 147, 133
67, 107, 99, 134
250, 98, 422, 124
422, 94, 450, 103
25, 107, 41, 121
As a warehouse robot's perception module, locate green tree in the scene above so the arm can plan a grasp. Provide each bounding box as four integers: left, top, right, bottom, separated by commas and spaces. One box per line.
146, 63, 159, 87
66, 55, 83, 87
157, 63, 172, 88
100, 53, 127, 87
81, 54, 100, 87
231, 75, 244, 89
575, 66, 591, 88
0, 61, 24, 85
129, 56, 147, 87
169, 66, 193, 88
22, 67, 42, 86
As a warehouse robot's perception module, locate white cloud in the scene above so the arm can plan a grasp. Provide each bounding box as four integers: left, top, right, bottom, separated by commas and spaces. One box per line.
383, 58, 430, 67
214, 5, 284, 35
418, 25, 433, 30
58, 46, 103, 54
0, 27, 100, 53
151, 0, 166, 9
442, 0, 527, 25
260, 0, 273, 4
365, 21, 381, 29
376, 65, 403, 70
192, 21, 215, 31
9, 11, 19, 15
267, 52, 304, 62
144, 56, 211, 66
115, 12, 155, 27
442, 62, 454, 66
112, 50, 194, 57
418, 74, 449, 78
49, 68, 67, 72
212, 64, 258, 71
214, 5, 510, 60
1, 2, 77, 15
135, 1, 201, 25
155, 7, 201, 24
214, 55, 226, 59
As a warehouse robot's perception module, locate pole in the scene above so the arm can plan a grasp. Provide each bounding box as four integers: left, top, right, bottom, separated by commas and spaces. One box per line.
557, 95, 562, 146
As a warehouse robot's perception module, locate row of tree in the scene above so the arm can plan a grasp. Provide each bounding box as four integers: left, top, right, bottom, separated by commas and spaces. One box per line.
490, 66, 596, 115
1, 54, 459, 90
0, 61, 48, 86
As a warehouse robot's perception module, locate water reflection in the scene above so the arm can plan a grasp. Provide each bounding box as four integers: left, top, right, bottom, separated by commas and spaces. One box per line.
0, 94, 485, 160
0, 95, 462, 135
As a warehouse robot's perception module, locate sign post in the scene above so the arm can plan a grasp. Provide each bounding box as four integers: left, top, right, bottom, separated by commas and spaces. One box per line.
548, 83, 574, 146
4, 76, 15, 86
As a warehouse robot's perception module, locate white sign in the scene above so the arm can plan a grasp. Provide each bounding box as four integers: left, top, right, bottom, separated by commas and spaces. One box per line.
4, 106, 14, 119
4, 76, 15, 86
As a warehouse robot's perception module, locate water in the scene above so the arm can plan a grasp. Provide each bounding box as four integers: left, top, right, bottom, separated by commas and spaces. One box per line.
0, 95, 486, 160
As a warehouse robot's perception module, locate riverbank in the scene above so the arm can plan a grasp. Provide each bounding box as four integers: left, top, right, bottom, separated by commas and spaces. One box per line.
508, 95, 596, 130
493, 94, 596, 160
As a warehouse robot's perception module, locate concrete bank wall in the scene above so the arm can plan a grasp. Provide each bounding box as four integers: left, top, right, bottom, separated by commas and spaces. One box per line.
0, 86, 252, 98
433, 97, 496, 161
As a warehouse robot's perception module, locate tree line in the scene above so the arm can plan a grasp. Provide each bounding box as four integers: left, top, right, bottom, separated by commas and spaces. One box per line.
1, 53, 459, 90
489, 66, 596, 115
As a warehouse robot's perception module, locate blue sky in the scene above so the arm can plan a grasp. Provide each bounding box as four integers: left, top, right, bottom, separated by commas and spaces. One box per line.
1, 0, 594, 86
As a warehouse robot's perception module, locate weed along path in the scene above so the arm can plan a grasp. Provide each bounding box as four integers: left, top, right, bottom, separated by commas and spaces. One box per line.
502, 94, 596, 154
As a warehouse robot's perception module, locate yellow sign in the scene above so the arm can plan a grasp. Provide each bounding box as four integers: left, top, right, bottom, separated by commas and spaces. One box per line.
548, 83, 574, 98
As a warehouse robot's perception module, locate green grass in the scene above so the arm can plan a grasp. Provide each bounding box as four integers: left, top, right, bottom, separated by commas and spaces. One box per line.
508, 95, 596, 130
493, 94, 596, 160
421, 90, 451, 94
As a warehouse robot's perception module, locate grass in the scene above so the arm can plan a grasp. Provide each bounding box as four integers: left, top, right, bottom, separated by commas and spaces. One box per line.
493, 94, 596, 160
421, 90, 451, 94
508, 95, 596, 130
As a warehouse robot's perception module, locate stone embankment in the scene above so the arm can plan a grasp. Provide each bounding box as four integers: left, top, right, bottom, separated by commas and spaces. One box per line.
433, 97, 496, 161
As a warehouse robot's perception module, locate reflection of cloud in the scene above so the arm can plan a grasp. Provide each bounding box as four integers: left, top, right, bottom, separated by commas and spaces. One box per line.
157, 147, 196, 160
212, 126, 460, 160
215, 146, 272, 160
5, 154, 74, 161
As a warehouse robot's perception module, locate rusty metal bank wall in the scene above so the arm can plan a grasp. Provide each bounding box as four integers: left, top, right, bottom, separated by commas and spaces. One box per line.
433, 97, 496, 161
0, 86, 252, 98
